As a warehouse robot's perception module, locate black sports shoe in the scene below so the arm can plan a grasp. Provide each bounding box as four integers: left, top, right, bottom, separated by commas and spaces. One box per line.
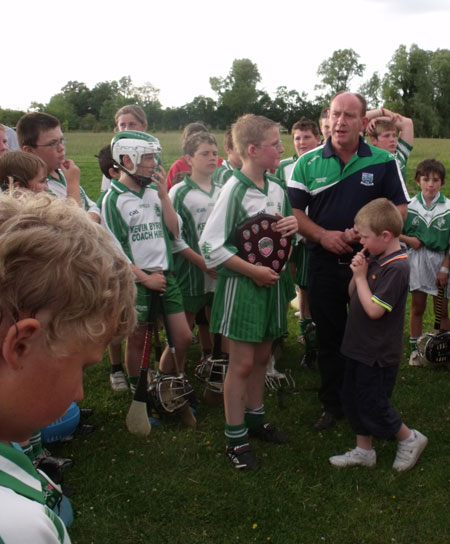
34, 452, 74, 473
248, 422, 289, 444
314, 411, 337, 431
226, 443, 259, 470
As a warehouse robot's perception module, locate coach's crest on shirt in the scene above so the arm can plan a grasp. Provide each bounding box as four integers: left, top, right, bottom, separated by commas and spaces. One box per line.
361, 172, 374, 186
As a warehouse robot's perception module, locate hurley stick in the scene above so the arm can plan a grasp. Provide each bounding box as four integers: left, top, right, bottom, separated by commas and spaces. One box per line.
126, 290, 158, 436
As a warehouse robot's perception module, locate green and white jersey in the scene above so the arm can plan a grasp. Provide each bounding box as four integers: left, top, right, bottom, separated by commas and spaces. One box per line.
403, 192, 450, 251
102, 179, 177, 272
47, 170, 100, 217
0, 443, 70, 544
199, 169, 293, 275
212, 160, 234, 187
395, 137, 413, 182
275, 154, 298, 184
169, 175, 221, 295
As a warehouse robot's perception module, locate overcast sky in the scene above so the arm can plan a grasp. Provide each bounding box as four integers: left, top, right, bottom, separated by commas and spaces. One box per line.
2, 0, 449, 111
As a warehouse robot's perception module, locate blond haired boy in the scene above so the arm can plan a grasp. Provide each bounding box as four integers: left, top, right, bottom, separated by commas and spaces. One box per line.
200, 114, 298, 470
0, 191, 136, 543
0, 124, 9, 155
330, 198, 427, 471
0, 150, 48, 193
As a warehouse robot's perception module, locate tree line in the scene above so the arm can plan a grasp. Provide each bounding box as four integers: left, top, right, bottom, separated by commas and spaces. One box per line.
1, 44, 449, 137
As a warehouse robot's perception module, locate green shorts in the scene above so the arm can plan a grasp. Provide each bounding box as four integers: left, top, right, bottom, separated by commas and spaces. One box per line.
210, 270, 292, 343
183, 292, 214, 315
135, 272, 184, 322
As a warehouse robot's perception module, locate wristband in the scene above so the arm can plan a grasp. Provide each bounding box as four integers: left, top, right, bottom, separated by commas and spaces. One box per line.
317, 228, 326, 244
440, 266, 449, 274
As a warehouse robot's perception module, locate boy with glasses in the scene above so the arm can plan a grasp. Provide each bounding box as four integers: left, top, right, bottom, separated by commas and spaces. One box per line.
16, 112, 100, 222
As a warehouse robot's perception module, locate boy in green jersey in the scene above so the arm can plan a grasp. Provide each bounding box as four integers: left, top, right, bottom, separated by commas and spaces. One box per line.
16, 112, 100, 222
0, 191, 136, 543
102, 131, 193, 391
200, 114, 298, 470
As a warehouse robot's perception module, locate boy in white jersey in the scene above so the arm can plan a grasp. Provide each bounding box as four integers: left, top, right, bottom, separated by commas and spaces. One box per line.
0, 191, 136, 544
16, 112, 100, 222
102, 131, 192, 392
276, 118, 321, 366
169, 132, 220, 363
366, 108, 414, 183
212, 128, 242, 187
200, 114, 298, 470
400, 159, 450, 366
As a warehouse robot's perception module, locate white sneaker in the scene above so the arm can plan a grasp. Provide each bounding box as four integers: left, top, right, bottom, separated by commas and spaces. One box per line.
329, 448, 376, 468
409, 350, 430, 367
110, 370, 129, 392
393, 430, 428, 472
294, 311, 301, 317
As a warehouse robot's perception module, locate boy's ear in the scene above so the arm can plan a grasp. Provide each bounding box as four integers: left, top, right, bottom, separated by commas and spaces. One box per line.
2, 318, 42, 368
247, 144, 258, 158
122, 155, 133, 170
184, 154, 193, 168
382, 229, 393, 241
108, 167, 119, 180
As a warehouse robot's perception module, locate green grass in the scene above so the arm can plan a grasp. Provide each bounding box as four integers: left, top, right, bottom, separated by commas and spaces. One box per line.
55, 133, 450, 544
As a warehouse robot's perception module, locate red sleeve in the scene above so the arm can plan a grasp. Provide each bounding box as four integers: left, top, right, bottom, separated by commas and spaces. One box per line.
166, 157, 190, 190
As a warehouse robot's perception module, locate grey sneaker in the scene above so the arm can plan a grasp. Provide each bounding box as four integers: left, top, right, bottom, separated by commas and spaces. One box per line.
409, 350, 430, 367
393, 430, 428, 472
110, 370, 129, 392
329, 448, 376, 468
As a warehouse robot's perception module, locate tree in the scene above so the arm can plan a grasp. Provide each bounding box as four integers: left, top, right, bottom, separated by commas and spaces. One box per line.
183, 96, 217, 127
135, 82, 161, 106
61, 81, 91, 118
315, 49, 366, 99
431, 49, 450, 137
382, 44, 437, 136
117, 76, 135, 101
358, 72, 382, 109
266, 86, 320, 130
0, 108, 26, 126
90, 80, 120, 121
210, 59, 262, 123
46, 94, 78, 130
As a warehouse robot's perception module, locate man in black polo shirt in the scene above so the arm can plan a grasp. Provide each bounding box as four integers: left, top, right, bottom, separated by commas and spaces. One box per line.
287, 92, 409, 430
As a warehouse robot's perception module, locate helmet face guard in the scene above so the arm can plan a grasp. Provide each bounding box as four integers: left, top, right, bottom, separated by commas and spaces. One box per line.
148, 375, 189, 415
111, 130, 162, 186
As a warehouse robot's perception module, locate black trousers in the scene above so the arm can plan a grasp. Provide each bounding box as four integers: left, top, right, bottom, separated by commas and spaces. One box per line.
342, 358, 403, 439
308, 249, 353, 417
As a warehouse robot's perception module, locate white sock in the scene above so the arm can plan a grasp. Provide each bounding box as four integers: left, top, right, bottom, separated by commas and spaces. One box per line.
355, 446, 374, 455
401, 430, 415, 443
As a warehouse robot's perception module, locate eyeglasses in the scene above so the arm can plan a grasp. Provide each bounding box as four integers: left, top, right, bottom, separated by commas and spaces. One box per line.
33, 137, 66, 148
256, 140, 284, 150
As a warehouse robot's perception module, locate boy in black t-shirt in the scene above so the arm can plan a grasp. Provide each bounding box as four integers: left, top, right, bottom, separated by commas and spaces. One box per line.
329, 198, 427, 472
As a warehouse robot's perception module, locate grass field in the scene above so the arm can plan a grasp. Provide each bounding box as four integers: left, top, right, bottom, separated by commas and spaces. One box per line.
54, 133, 450, 544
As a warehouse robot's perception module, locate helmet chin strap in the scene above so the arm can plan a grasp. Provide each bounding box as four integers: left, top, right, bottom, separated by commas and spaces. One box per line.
113, 161, 153, 187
